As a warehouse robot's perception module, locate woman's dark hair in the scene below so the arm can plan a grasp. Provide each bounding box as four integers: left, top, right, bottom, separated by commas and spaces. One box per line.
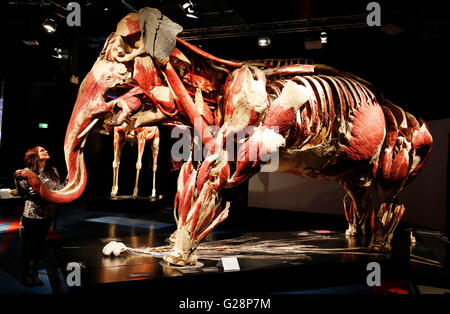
24, 146, 59, 181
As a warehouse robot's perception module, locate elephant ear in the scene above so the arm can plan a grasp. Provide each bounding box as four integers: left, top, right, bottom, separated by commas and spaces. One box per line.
138, 8, 183, 60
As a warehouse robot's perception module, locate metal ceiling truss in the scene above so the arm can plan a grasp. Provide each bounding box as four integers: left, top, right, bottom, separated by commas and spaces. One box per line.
179, 14, 369, 41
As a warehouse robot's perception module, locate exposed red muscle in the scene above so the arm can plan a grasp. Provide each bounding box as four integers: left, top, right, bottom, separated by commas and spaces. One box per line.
315, 76, 334, 139
344, 103, 385, 161
134, 58, 160, 90
183, 73, 215, 92
124, 17, 140, 35
263, 64, 315, 77
263, 106, 297, 137
295, 77, 319, 134
164, 63, 215, 145
390, 149, 409, 182
176, 37, 243, 68
381, 107, 399, 148
224, 68, 246, 118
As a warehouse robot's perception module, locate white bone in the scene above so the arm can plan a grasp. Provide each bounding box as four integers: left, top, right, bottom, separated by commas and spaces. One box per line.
77, 118, 98, 139
275, 81, 312, 111
102, 241, 127, 256
102, 241, 117, 255
113, 242, 127, 256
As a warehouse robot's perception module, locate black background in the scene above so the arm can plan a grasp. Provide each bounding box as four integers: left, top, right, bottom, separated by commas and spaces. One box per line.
0, 0, 449, 201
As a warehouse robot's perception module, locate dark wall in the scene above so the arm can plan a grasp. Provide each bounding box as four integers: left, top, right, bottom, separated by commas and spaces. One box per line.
193, 27, 450, 122
0, 1, 449, 206
0, 61, 76, 185
83, 127, 178, 200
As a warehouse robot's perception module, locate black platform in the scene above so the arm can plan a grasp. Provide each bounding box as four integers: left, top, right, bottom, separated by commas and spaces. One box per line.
53, 227, 412, 297
86, 194, 166, 212
2, 198, 449, 310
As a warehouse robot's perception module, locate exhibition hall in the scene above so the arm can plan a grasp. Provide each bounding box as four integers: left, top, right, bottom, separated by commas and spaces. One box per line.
0, 0, 449, 305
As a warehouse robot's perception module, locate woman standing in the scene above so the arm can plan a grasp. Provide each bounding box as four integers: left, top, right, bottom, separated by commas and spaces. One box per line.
15, 146, 65, 287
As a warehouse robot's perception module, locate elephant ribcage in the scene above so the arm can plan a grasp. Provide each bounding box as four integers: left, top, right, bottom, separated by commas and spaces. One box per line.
267, 75, 378, 150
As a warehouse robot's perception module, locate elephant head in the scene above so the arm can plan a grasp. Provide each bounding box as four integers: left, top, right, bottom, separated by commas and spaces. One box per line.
15, 8, 184, 203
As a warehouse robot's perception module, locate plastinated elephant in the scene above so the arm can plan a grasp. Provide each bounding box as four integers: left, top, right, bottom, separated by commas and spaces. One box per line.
15, 8, 432, 266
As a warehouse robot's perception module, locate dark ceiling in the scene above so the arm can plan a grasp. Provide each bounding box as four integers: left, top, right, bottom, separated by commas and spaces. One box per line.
1, 0, 450, 121
0, 0, 449, 184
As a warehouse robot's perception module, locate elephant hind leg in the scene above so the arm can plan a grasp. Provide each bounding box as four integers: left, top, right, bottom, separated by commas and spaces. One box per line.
369, 200, 405, 250
342, 181, 371, 236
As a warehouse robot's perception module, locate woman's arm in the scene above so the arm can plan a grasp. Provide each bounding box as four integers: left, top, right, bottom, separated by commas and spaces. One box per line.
14, 171, 41, 202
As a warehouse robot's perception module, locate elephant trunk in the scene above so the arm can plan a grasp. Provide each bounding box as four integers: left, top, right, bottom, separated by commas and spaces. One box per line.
40, 74, 101, 203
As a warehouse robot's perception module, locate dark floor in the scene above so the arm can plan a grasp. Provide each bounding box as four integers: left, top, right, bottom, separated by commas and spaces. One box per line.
1, 196, 449, 298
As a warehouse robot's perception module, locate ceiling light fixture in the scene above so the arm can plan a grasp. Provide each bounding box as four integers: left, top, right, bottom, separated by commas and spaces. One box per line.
186, 13, 199, 19
52, 47, 63, 59
258, 36, 271, 47
320, 31, 328, 44
42, 18, 57, 33
182, 1, 199, 19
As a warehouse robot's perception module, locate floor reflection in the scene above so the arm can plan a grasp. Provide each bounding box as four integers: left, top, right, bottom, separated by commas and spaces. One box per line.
123, 233, 390, 262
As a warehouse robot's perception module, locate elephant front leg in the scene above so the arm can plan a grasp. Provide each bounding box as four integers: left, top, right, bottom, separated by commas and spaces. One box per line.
163, 74, 307, 266
163, 160, 230, 266
164, 129, 285, 265
165, 188, 230, 265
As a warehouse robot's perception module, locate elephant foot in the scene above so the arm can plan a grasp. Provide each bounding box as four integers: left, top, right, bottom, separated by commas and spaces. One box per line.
343, 194, 367, 237
369, 203, 405, 251
167, 230, 177, 244
163, 227, 198, 266
163, 249, 197, 266
345, 224, 365, 236
368, 240, 392, 251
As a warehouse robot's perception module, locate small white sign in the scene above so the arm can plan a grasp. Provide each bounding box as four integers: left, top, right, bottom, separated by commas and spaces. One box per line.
220, 257, 240, 272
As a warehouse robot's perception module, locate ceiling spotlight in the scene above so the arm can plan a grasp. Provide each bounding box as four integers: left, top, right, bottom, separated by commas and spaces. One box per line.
182, 2, 194, 13
186, 13, 199, 19
320, 31, 327, 44
258, 36, 271, 47
43, 18, 56, 33
182, 1, 199, 19
104, 7, 109, 11
52, 47, 63, 59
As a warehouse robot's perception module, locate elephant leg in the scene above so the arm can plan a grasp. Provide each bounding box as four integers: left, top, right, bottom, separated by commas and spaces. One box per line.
111, 128, 124, 198
163, 82, 296, 265
369, 200, 405, 250
342, 181, 371, 236
133, 131, 145, 199
163, 128, 283, 265
369, 134, 413, 249
163, 153, 231, 266
150, 129, 160, 198
168, 230, 177, 244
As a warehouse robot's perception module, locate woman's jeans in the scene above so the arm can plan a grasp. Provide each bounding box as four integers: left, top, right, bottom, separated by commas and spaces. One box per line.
21, 216, 51, 270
